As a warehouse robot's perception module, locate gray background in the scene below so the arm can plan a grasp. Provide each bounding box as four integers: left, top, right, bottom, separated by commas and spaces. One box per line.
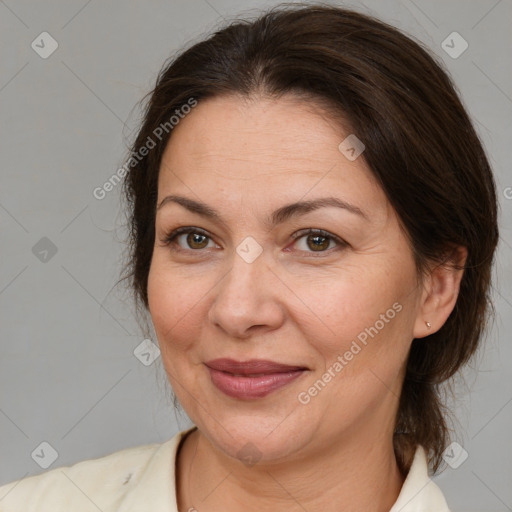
0, 0, 511, 510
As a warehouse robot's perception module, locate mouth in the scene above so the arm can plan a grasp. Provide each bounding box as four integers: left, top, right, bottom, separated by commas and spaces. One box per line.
204, 358, 308, 399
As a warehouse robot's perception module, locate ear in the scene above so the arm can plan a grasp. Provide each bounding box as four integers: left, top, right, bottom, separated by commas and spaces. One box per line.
413, 246, 467, 339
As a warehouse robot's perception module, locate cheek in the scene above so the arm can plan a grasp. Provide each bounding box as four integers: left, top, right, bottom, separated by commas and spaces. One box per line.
295, 281, 415, 409
289, 266, 406, 357
147, 260, 205, 352
297, 274, 412, 411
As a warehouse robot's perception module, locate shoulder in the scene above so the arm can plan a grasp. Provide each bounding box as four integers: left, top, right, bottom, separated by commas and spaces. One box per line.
0, 428, 193, 512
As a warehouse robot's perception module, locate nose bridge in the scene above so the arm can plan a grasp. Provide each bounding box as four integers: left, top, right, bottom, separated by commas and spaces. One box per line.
221, 235, 268, 304
208, 235, 282, 336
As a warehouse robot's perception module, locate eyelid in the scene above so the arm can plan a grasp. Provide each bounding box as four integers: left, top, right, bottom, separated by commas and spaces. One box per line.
162, 226, 216, 250
290, 228, 344, 244
288, 228, 348, 256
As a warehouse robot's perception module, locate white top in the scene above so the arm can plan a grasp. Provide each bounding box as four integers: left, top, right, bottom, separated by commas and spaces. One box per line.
0, 427, 451, 511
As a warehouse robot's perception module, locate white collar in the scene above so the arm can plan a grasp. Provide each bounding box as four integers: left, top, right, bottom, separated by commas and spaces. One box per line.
390, 445, 451, 511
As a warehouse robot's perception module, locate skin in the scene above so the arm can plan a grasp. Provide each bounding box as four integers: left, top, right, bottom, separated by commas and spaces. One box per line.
147, 93, 466, 511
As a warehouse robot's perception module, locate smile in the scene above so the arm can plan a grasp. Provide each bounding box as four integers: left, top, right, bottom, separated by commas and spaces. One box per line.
204, 359, 308, 399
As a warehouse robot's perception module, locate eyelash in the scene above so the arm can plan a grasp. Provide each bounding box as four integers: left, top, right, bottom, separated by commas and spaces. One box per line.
160, 226, 348, 257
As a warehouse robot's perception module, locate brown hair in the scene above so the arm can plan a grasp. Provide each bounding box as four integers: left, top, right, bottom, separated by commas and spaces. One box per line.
119, 2, 499, 474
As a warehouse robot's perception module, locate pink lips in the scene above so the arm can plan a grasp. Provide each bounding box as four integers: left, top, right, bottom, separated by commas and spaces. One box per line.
205, 358, 307, 399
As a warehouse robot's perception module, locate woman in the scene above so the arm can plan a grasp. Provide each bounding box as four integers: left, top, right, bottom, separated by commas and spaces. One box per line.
0, 3, 499, 511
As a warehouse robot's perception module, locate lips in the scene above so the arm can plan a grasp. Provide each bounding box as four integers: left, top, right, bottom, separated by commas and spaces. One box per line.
205, 358, 308, 399
205, 358, 307, 375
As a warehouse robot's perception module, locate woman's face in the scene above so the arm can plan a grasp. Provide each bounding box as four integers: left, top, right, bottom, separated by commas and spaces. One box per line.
147, 94, 426, 464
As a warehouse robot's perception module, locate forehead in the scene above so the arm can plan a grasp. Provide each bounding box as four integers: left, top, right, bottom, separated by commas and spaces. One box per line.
157, 94, 385, 214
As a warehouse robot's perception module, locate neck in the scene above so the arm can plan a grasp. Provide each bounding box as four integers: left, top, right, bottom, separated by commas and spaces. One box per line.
176, 425, 405, 512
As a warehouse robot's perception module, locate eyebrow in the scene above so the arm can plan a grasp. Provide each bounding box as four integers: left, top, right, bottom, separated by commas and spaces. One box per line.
156, 194, 369, 228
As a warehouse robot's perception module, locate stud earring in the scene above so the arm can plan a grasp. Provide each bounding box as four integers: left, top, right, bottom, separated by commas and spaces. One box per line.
426, 321, 432, 329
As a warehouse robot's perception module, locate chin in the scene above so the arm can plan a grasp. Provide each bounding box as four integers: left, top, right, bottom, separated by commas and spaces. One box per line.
191, 409, 318, 466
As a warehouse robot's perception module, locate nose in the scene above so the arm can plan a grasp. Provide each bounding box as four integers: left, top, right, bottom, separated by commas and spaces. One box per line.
207, 243, 285, 339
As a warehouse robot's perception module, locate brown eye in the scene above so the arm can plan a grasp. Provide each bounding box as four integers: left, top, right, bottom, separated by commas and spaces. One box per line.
292, 229, 345, 255
305, 233, 331, 251
185, 232, 209, 249
162, 227, 215, 252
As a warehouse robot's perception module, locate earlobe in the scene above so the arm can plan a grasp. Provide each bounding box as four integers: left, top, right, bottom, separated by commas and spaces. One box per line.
413, 246, 467, 339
